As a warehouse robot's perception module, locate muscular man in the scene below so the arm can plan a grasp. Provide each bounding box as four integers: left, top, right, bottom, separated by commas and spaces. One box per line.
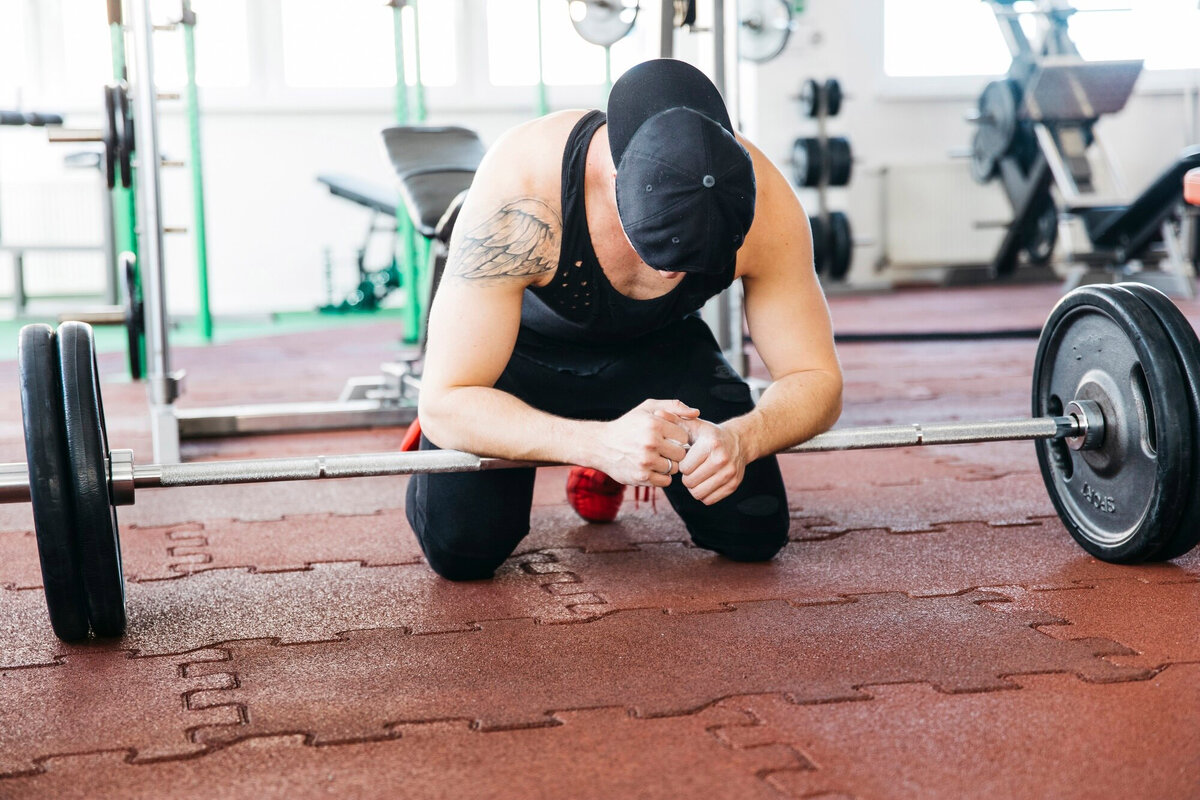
407, 59, 842, 580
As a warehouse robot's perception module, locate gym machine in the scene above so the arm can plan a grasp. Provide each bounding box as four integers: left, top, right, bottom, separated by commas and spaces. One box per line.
172, 128, 482, 441
969, 0, 1200, 293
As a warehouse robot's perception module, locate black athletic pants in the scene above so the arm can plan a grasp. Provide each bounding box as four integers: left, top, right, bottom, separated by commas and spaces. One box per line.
405, 315, 790, 580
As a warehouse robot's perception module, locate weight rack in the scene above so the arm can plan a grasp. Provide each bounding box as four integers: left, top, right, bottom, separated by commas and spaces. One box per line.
791, 77, 854, 282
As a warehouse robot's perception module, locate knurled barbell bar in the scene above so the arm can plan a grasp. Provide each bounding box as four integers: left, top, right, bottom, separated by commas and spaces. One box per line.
6, 283, 1200, 643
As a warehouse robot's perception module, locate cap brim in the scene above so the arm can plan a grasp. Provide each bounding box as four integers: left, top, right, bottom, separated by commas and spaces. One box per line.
607, 59, 733, 168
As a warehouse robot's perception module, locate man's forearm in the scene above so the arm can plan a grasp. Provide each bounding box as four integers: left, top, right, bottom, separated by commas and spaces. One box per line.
419, 386, 602, 466
722, 369, 843, 463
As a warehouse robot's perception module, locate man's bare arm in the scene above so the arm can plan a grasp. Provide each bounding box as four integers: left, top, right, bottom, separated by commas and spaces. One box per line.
727, 141, 842, 460
678, 140, 843, 504
451, 198, 562, 279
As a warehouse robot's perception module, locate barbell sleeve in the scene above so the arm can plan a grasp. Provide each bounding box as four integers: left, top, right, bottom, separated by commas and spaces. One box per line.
0, 414, 1086, 507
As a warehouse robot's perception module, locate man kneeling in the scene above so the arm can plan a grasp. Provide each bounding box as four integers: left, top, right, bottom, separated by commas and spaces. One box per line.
407, 59, 842, 580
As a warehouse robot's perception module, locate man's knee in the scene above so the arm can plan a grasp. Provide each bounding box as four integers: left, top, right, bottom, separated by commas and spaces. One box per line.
687, 489, 789, 562
421, 539, 507, 581
710, 535, 787, 562
405, 471, 531, 582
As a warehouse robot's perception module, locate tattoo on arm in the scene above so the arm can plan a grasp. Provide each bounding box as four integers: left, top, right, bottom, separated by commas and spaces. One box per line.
450, 198, 562, 279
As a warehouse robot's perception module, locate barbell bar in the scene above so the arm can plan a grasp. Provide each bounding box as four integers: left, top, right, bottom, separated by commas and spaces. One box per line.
9, 283, 1200, 643
0, 414, 1088, 503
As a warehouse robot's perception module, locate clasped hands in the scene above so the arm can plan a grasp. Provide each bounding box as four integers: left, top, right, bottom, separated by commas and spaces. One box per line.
599, 399, 746, 506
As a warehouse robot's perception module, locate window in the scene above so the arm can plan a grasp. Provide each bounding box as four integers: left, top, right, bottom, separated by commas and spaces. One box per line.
884, 0, 1200, 78
154, 0, 252, 89
0, 1, 30, 107
281, 0, 455, 88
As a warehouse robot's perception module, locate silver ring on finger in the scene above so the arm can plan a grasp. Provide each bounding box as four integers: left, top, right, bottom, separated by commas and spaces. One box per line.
664, 457, 674, 475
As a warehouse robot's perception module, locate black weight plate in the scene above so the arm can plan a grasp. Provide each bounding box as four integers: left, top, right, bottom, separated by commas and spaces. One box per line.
791, 137, 821, 187
1032, 285, 1192, 563
827, 137, 853, 187
103, 85, 118, 190
809, 214, 827, 275
1022, 198, 1058, 265
824, 77, 842, 117
975, 79, 1019, 167
117, 82, 133, 189
1116, 282, 1200, 560
19, 325, 90, 641
970, 128, 998, 184
674, 0, 696, 27
57, 322, 126, 637
828, 211, 852, 281
121, 254, 143, 380
798, 78, 819, 118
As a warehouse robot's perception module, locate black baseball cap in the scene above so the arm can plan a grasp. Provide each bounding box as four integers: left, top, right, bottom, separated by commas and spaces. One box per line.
608, 59, 756, 275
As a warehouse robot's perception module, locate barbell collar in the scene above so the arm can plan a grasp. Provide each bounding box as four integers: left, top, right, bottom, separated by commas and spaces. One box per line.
110, 448, 136, 505
1064, 400, 1105, 451
0, 463, 30, 503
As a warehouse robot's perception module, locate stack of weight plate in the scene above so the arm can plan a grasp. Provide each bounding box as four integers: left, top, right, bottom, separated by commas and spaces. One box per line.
791, 77, 854, 282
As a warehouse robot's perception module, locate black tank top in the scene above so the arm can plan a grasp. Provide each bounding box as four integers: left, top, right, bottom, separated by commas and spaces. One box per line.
519, 110, 736, 345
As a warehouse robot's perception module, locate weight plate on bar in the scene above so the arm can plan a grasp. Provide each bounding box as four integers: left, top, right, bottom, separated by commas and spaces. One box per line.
739, 0, 792, 63
674, 0, 696, 27
791, 136, 820, 187
116, 81, 133, 189
1032, 286, 1192, 563
972, 79, 1019, 175
828, 211, 852, 282
103, 85, 118, 191
1116, 282, 1200, 560
58, 322, 126, 637
797, 78, 820, 118
121, 254, 143, 381
19, 324, 90, 642
1022, 197, 1058, 265
809, 214, 827, 275
569, 0, 638, 47
969, 128, 998, 185
827, 136, 853, 186
824, 78, 843, 117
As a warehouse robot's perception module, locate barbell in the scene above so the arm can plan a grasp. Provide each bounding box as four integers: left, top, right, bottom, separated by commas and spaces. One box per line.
7, 283, 1199, 643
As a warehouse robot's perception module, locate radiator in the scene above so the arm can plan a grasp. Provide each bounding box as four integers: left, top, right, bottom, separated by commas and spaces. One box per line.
0, 175, 108, 300
881, 161, 1012, 268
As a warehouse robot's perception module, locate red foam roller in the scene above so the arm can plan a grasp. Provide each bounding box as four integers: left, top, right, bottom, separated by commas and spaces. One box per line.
1185, 168, 1200, 206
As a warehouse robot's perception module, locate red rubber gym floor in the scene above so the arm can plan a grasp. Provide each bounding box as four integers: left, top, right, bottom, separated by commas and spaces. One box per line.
0, 282, 1196, 799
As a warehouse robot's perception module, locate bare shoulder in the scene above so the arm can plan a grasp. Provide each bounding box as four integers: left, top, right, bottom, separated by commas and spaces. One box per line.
733, 133, 808, 281
476, 110, 589, 195
447, 111, 590, 285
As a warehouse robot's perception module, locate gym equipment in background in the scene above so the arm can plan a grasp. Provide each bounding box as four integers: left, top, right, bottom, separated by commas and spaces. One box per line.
738, 0, 793, 63
7, 283, 1199, 641
791, 77, 855, 281
569, 0, 640, 96
172, 126, 482, 441
316, 175, 404, 314
969, 0, 1199, 294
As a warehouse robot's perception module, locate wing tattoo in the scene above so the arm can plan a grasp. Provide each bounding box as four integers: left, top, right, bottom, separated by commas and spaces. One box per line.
451, 198, 562, 279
